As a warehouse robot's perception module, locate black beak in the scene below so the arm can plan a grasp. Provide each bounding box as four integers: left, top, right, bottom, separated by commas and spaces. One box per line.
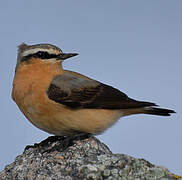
57, 53, 78, 60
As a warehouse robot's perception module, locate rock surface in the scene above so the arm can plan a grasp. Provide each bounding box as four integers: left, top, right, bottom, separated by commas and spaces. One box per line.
0, 136, 181, 180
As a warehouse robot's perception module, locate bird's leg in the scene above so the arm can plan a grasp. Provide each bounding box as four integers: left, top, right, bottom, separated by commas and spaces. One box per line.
24, 133, 91, 153
44, 133, 91, 153
24, 136, 66, 152
72, 133, 91, 141
60, 133, 91, 150
38, 136, 65, 147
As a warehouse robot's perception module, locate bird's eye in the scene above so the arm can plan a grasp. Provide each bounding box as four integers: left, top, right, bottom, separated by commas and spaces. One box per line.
37, 51, 43, 57
36, 51, 49, 59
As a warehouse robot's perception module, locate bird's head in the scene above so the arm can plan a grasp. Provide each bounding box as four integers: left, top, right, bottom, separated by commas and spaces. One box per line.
16, 43, 78, 67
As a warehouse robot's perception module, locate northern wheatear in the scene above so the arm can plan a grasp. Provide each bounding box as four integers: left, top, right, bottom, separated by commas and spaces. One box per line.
12, 43, 175, 137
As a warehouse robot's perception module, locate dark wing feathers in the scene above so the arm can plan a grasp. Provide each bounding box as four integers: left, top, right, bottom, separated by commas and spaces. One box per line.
47, 73, 157, 109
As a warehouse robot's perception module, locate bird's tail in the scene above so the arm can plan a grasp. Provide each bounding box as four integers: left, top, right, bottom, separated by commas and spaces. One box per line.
143, 107, 176, 116
122, 106, 175, 117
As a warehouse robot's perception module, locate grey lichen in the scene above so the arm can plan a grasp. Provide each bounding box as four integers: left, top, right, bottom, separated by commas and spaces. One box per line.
0, 136, 181, 180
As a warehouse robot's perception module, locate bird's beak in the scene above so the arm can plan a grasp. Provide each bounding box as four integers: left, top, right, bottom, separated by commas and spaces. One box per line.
57, 53, 78, 61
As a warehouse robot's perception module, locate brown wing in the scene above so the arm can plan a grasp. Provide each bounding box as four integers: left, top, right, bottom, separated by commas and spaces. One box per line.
47, 73, 156, 109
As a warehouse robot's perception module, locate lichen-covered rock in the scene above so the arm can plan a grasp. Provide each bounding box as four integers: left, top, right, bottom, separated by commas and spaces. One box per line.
0, 136, 181, 180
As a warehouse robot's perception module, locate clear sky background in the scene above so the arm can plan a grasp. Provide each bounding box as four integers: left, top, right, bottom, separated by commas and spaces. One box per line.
0, 0, 181, 175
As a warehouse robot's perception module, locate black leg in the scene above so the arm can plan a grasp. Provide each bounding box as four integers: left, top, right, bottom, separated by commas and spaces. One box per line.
44, 133, 91, 153
24, 133, 91, 153
24, 136, 65, 152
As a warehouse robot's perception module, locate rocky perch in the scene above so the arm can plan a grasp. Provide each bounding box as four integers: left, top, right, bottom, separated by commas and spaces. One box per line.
0, 136, 181, 180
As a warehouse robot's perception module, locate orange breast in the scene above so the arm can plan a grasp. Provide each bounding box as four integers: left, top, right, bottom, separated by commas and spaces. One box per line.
12, 59, 65, 133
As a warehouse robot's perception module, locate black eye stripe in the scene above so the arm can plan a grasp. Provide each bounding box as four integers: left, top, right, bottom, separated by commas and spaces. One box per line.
35, 51, 59, 59
21, 51, 59, 62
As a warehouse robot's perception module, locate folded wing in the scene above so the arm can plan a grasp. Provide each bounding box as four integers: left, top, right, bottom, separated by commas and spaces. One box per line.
47, 72, 156, 109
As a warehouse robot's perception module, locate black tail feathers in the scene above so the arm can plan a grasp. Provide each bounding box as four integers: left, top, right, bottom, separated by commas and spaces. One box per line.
144, 107, 176, 116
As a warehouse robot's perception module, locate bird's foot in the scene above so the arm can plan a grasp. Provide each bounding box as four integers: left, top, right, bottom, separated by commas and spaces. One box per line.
24, 134, 91, 153
24, 136, 65, 152
43, 133, 91, 153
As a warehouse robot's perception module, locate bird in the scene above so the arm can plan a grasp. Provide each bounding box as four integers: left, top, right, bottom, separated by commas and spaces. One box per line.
12, 43, 175, 139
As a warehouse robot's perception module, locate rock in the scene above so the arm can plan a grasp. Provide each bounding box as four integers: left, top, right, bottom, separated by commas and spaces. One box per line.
0, 136, 181, 180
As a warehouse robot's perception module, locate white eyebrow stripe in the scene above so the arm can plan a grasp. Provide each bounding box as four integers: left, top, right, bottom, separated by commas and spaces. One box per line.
22, 48, 61, 57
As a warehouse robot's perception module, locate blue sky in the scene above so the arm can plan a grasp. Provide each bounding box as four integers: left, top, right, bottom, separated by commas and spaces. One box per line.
0, 0, 181, 175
